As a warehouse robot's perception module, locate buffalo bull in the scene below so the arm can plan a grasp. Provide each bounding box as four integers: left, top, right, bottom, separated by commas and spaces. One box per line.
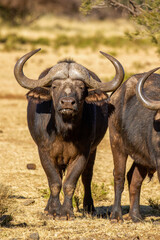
109, 67, 160, 222
14, 49, 124, 220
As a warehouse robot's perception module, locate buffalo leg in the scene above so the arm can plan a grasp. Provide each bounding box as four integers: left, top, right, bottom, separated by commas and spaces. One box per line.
127, 162, 147, 222
109, 133, 128, 222
82, 149, 96, 213
38, 149, 62, 217
60, 155, 87, 220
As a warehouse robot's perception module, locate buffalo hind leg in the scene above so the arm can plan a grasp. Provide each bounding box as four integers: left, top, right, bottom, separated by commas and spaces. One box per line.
127, 162, 147, 222
82, 149, 96, 214
109, 133, 128, 222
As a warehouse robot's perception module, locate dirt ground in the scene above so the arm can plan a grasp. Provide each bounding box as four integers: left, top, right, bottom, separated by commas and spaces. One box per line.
0, 16, 160, 240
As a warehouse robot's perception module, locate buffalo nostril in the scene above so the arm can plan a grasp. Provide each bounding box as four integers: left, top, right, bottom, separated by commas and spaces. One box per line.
71, 100, 75, 105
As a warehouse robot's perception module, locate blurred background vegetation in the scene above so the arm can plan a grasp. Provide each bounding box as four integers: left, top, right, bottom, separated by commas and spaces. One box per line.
0, 0, 159, 52
81, 0, 160, 54
0, 0, 131, 25
0, 0, 159, 83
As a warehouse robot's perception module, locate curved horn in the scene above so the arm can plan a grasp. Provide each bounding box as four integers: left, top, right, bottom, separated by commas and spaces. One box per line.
14, 49, 54, 89
83, 51, 124, 92
14, 49, 124, 92
136, 67, 160, 110
86, 69, 101, 83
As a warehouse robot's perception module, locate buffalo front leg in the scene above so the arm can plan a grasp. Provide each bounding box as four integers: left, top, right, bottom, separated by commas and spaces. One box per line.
82, 149, 96, 214
60, 155, 88, 220
109, 133, 128, 222
127, 162, 147, 222
38, 148, 62, 218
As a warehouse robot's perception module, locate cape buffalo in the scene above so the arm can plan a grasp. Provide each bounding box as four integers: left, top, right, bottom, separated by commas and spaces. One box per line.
14, 49, 124, 220
109, 67, 160, 222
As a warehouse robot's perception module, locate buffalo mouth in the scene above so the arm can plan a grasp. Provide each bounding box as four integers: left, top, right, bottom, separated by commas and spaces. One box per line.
59, 108, 77, 116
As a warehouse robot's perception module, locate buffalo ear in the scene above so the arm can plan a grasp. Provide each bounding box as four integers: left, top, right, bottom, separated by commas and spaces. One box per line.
153, 110, 160, 132
154, 110, 160, 121
85, 89, 109, 106
26, 87, 51, 103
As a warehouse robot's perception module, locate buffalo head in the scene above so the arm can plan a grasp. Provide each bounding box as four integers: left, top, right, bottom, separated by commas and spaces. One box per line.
14, 48, 124, 121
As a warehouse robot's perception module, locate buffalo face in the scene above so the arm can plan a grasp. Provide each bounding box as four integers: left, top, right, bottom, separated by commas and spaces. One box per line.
51, 79, 87, 120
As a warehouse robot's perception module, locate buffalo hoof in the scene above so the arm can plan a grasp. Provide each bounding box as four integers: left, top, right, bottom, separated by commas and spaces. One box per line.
59, 207, 75, 220
83, 204, 96, 215
110, 218, 123, 224
43, 212, 54, 220
110, 210, 123, 223
44, 204, 61, 219
129, 211, 143, 222
44, 209, 60, 220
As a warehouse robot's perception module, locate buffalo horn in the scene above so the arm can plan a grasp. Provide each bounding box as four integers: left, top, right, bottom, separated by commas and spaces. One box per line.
14, 49, 124, 92
14, 49, 65, 90
83, 51, 124, 92
136, 67, 160, 110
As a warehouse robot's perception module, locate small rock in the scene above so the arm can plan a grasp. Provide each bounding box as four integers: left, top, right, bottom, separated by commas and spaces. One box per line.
27, 163, 36, 170
23, 199, 35, 206
28, 232, 40, 240
0, 130, 3, 133
10, 219, 27, 227
9, 194, 26, 199
133, 237, 140, 240
42, 221, 47, 226
16, 222, 27, 227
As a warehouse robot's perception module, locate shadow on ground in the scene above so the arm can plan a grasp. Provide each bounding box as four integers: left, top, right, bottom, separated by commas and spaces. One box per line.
94, 205, 160, 222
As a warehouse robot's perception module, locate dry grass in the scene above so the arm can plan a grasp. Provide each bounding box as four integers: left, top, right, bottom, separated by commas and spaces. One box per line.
0, 15, 160, 240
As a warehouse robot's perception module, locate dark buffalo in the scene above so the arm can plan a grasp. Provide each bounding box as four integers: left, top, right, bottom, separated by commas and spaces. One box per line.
109, 67, 160, 222
14, 49, 124, 220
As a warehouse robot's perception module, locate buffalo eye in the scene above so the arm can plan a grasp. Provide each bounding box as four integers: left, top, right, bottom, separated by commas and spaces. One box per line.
76, 81, 85, 90
79, 86, 83, 90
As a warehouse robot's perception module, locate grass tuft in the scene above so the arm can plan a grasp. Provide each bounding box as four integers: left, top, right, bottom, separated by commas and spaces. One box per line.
92, 182, 109, 202
38, 188, 50, 199
148, 198, 160, 211
0, 184, 12, 216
